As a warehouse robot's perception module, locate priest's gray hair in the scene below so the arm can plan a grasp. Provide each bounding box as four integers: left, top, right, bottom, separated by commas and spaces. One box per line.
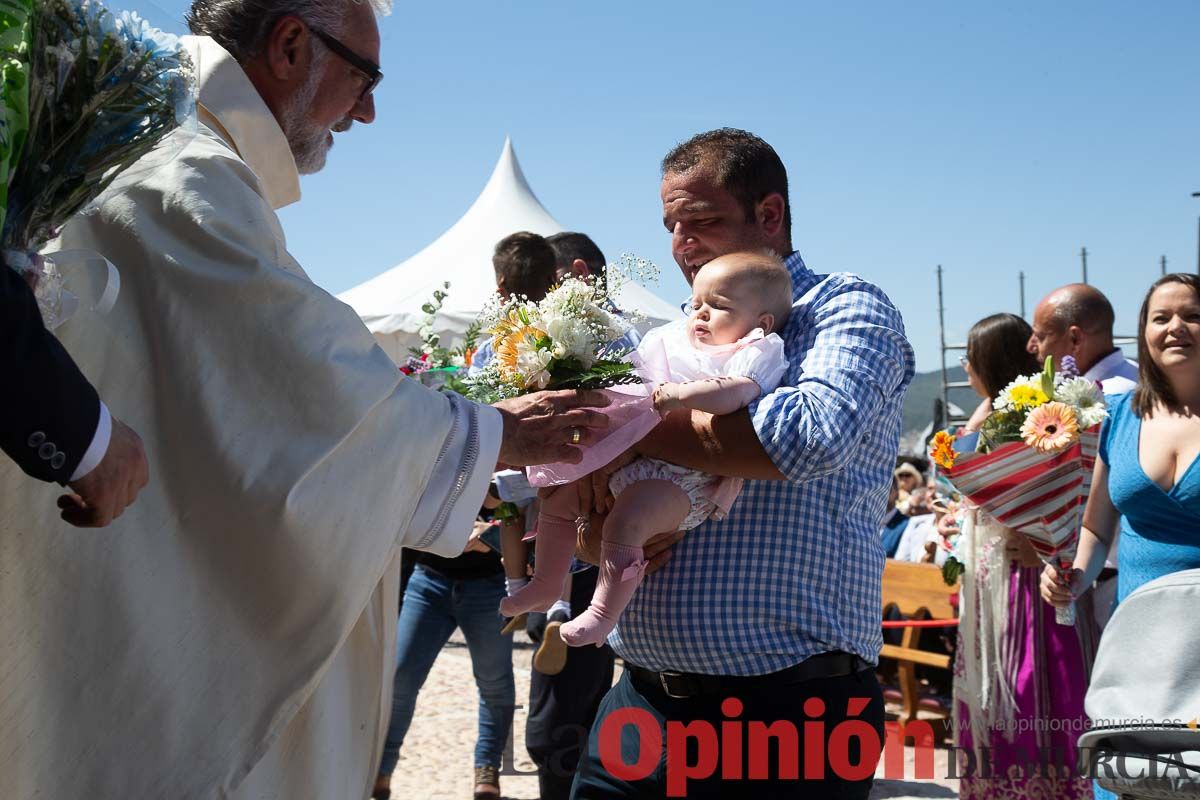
186, 0, 391, 64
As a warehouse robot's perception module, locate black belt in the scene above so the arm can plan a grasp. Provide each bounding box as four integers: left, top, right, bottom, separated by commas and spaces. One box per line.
626, 651, 871, 700
1097, 567, 1118, 583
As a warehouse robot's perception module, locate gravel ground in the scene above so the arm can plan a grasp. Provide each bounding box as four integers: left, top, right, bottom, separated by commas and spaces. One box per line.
381, 630, 960, 799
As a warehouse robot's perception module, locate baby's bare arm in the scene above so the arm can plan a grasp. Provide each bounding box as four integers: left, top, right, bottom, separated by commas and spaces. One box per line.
653, 376, 761, 417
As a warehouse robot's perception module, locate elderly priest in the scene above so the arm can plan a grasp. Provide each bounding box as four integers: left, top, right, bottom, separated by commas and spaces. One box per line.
0, 1, 610, 798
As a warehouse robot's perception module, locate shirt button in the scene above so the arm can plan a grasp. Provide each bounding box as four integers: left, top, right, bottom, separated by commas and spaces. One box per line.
38, 442, 57, 461
50, 452, 67, 470
28, 431, 46, 447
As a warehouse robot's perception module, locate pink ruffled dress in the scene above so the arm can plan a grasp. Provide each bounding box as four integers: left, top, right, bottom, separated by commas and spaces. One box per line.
528, 319, 789, 528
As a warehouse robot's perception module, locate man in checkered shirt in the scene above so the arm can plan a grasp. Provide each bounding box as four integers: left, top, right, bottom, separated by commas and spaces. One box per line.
570, 129, 916, 799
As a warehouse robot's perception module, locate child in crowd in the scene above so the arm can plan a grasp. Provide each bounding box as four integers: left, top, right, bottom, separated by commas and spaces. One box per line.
499, 250, 793, 646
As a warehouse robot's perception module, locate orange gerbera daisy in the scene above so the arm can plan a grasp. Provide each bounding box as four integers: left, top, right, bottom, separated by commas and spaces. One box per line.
495, 325, 546, 376
1020, 401, 1079, 453
929, 430, 958, 470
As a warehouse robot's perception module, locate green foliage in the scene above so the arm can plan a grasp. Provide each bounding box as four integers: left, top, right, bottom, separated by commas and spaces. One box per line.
942, 557, 964, 586
547, 359, 640, 391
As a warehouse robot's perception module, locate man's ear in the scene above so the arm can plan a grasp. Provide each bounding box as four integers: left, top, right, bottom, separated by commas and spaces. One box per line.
1067, 325, 1085, 355
758, 312, 775, 334
263, 15, 310, 81
756, 192, 786, 240
570, 258, 591, 280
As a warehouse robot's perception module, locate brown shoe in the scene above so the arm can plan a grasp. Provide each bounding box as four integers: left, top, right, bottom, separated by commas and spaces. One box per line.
473, 764, 500, 798
371, 773, 391, 799
532, 620, 568, 676
499, 612, 527, 636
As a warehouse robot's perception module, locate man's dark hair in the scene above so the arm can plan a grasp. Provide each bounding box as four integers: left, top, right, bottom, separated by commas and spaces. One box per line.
546, 232, 606, 286
966, 313, 1041, 399
492, 232, 557, 301
186, 0, 384, 63
1134, 273, 1200, 418
661, 128, 792, 236
1047, 285, 1116, 335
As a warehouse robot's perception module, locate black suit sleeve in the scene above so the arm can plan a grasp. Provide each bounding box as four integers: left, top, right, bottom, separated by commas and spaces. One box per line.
1, 263, 100, 483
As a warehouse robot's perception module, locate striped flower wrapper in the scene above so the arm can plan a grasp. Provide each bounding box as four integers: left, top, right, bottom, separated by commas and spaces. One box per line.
941, 424, 1100, 625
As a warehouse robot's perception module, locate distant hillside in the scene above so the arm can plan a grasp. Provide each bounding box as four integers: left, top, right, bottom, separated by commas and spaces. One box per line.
900, 365, 978, 447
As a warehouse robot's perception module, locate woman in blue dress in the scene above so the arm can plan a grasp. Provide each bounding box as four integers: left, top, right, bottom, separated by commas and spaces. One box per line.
1041, 273, 1200, 799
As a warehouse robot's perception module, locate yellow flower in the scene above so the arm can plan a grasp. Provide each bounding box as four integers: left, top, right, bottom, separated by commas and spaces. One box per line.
1008, 384, 1049, 411
1020, 401, 1079, 453
930, 430, 958, 470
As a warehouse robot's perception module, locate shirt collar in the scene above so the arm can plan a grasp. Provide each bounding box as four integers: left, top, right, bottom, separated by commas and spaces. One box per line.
183, 36, 301, 210
1083, 348, 1129, 382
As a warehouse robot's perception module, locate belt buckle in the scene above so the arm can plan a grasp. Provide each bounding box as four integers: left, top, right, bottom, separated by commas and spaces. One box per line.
658, 671, 694, 699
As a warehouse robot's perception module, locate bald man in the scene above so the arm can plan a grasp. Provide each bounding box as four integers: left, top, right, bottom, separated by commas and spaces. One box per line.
1028, 283, 1136, 630
1027, 283, 1137, 394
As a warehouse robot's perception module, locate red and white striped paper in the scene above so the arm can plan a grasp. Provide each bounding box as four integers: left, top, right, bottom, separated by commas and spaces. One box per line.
943, 426, 1100, 562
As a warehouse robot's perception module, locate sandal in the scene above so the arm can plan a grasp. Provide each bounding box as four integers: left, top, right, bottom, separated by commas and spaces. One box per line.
499, 611, 527, 636
371, 774, 391, 799
473, 764, 500, 798
532, 619, 568, 676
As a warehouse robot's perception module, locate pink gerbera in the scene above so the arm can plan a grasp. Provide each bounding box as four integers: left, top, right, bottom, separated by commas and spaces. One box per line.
1020, 401, 1080, 453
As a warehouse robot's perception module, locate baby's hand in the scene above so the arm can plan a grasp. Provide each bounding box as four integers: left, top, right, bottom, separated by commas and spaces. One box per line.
652, 383, 683, 415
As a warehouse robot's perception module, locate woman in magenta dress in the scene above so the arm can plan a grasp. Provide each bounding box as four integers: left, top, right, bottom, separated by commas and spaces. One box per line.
952, 313, 1094, 799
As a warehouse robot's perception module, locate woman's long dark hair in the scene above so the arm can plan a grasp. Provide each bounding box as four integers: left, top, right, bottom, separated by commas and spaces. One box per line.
966, 313, 1041, 399
1133, 273, 1200, 418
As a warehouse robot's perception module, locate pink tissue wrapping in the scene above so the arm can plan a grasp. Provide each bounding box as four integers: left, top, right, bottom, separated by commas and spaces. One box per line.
525, 383, 662, 487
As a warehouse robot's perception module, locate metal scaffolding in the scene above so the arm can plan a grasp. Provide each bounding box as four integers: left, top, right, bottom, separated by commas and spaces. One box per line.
935, 263, 1138, 439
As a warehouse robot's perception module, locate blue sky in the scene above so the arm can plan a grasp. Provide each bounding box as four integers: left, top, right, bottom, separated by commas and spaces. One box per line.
135, 0, 1199, 372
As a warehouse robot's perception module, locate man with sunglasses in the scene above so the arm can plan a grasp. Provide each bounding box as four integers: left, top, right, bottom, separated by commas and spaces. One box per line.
0, 1, 615, 798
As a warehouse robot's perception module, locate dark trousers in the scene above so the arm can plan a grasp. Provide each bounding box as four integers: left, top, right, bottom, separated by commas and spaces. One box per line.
571, 661, 884, 799
526, 567, 616, 800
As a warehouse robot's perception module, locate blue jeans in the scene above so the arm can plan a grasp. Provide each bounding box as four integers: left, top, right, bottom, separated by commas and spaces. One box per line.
378, 564, 515, 775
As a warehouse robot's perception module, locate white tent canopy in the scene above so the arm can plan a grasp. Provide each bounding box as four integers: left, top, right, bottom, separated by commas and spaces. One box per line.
339, 138, 682, 364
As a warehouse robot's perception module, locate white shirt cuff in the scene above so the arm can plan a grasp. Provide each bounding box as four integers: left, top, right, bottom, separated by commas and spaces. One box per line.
70, 401, 112, 482
407, 396, 503, 557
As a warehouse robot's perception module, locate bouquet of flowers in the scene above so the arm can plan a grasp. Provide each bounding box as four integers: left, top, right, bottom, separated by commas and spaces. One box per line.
399, 281, 479, 393
930, 356, 1107, 623
3, 0, 192, 326
466, 275, 639, 404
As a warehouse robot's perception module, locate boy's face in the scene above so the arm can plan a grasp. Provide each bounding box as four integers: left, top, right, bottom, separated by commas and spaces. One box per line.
687, 258, 770, 346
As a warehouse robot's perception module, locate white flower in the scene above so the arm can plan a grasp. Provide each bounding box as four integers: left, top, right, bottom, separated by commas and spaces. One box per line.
1053, 376, 1108, 428
1078, 405, 1107, 428
515, 341, 552, 390
544, 313, 594, 367
1056, 376, 1104, 410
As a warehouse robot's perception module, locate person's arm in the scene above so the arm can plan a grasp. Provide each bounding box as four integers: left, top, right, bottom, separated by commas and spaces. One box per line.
1, 261, 149, 526
1041, 457, 1118, 605
652, 376, 761, 417
637, 279, 913, 484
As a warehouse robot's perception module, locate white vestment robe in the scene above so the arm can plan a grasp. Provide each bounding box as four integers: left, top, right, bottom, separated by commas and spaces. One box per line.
0, 36, 501, 799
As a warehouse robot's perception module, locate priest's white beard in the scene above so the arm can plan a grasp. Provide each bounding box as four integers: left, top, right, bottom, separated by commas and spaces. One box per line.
282, 57, 354, 175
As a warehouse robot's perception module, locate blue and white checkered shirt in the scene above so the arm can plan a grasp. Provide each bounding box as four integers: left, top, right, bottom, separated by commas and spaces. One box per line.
609, 252, 916, 676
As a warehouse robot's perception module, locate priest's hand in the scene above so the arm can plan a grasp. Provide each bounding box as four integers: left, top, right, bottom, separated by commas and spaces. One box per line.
58, 417, 149, 527
493, 390, 610, 467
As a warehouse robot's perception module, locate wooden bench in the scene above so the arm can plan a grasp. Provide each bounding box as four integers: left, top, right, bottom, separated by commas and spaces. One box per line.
879, 559, 959, 730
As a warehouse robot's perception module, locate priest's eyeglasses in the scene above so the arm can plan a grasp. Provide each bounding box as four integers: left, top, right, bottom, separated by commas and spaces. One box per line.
310, 27, 383, 101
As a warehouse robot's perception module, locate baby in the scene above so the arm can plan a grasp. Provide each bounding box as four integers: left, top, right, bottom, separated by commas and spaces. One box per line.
499, 250, 794, 646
